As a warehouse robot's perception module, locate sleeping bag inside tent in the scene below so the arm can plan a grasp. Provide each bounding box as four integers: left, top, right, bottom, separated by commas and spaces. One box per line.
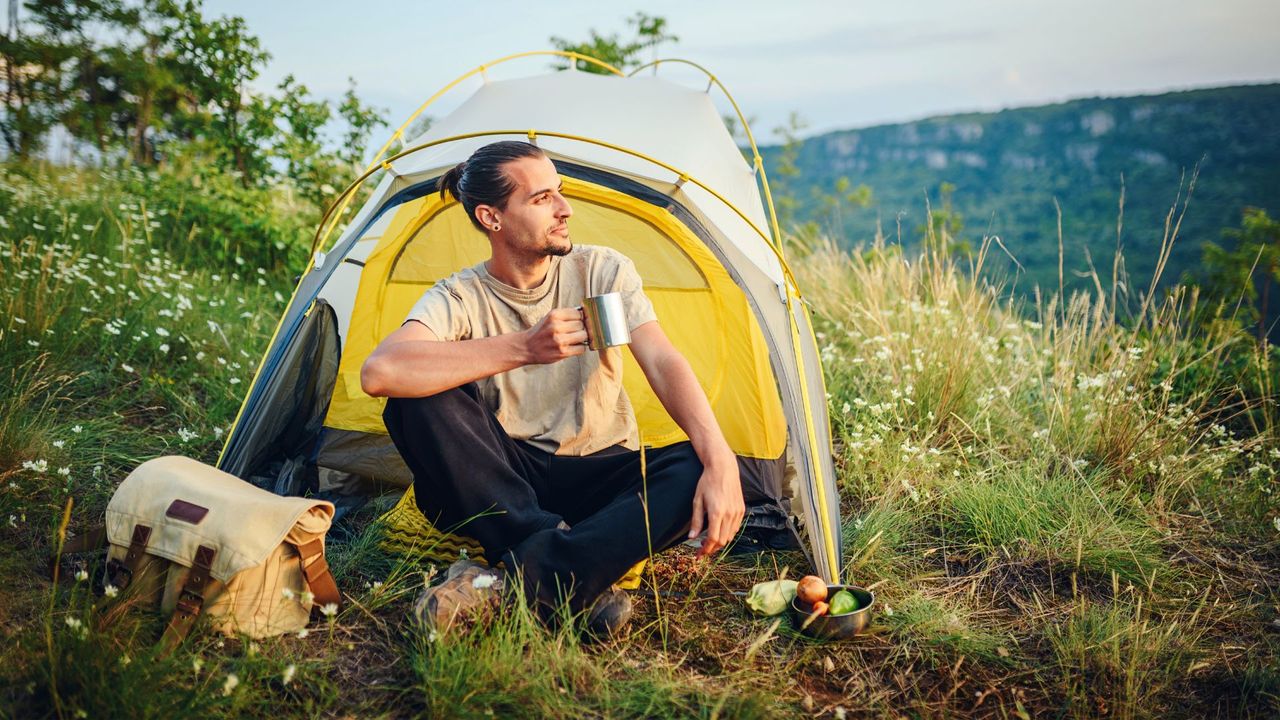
215, 55, 843, 582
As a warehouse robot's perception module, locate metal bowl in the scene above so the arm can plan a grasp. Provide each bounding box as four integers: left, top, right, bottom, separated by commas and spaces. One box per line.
790, 584, 874, 640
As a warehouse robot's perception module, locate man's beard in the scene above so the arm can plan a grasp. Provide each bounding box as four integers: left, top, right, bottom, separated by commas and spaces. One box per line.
545, 240, 573, 257
542, 229, 572, 257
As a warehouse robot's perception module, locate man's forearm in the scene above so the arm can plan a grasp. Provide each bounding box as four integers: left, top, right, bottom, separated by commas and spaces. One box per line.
647, 351, 735, 467
362, 332, 529, 398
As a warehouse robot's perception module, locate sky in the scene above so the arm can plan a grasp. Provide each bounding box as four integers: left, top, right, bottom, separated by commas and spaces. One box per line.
204, 0, 1280, 143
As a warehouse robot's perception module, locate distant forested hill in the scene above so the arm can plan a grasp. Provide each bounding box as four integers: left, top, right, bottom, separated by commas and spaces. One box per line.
761, 84, 1280, 297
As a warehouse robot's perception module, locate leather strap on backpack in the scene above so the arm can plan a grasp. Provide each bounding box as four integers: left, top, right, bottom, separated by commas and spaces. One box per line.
295, 538, 341, 611
105, 524, 152, 590
47, 525, 109, 580
158, 544, 216, 655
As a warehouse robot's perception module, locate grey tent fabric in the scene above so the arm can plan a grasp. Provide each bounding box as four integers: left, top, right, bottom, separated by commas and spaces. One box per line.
236, 300, 340, 494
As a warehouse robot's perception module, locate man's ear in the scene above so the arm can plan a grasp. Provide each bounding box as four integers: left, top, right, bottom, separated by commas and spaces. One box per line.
474, 204, 497, 231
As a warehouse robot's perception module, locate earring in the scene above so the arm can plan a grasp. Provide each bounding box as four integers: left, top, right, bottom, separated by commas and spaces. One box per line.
493, 224, 501, 232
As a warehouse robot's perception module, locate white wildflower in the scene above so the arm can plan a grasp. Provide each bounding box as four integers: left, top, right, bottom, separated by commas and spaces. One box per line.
155, 327, 170, 337
1274, 517, 1280, 533
72, 425, 84, 434
319, 602, 338, 617
282, 663, 297, 686
104, 584, 119, 598
53, 440, 65, 449
300, 590, 315, 605
297, 628, 310, 639
221, 673, 239, 696
158, 343, 170, 353
74, 569, 89, 582
120, 363, 134, 373
57, 466, 71, 477
192, 658, 204, 674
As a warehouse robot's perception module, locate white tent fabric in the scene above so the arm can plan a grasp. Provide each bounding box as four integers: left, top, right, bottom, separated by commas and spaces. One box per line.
392, 71, 786, 288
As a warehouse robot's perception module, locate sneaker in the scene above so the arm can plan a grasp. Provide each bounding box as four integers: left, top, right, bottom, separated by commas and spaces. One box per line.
584, 585, 633, 639
414, 560, 506, 633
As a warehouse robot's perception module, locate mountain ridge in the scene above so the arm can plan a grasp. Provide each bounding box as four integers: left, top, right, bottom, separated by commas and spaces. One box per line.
759, 83, 1280, 297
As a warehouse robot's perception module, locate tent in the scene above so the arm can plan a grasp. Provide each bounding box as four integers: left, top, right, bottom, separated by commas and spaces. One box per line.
215, 52, 844, 582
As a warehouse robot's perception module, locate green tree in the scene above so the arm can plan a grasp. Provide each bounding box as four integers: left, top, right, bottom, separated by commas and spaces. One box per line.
811, 175, 872, 241
770, 111, 807, 229
549, 12, 677, 74
272, 73, 331, 208
0, 0, 85, 158
335, 76, 386, 170
1199, 207, 1280, 343
171, 9, 272, 185
109, 0, 192, 165
917, 181, 971, 257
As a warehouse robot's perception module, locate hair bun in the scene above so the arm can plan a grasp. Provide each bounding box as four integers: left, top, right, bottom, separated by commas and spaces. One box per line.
439, 161, 467, 202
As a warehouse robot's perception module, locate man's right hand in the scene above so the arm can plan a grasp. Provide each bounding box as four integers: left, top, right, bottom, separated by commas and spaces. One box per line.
523, 308, 589, 364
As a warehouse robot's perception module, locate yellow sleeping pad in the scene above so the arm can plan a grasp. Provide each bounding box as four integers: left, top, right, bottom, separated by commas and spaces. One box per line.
378, 486, 487, 564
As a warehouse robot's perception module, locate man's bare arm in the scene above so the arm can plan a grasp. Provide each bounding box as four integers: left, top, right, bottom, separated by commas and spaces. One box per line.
629, 321, 744, 557
361, 309, 588, 398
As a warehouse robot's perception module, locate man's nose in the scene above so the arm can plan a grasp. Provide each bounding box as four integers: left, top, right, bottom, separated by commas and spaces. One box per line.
554, 192, 572, 218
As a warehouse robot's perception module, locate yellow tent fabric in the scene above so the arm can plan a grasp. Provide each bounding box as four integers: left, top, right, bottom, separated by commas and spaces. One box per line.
325, 176, 787, 459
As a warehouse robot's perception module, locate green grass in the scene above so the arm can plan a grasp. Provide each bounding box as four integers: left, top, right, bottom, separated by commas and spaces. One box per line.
942, 460, 1163, 584
2, 162, 1278, 718
1046, 596, 1208, 720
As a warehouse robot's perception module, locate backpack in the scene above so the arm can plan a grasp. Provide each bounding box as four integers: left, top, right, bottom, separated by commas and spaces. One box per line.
57, 456, 341, 651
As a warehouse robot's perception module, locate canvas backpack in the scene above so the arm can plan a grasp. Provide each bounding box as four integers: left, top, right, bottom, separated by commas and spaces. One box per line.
57, 455, 341, 650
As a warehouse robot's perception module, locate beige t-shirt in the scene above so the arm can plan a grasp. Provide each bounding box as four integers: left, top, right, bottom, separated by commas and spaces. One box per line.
404, 245, 658, 456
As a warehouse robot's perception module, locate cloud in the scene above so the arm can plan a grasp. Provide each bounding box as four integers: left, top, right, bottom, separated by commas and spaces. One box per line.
693, 21, 995, 60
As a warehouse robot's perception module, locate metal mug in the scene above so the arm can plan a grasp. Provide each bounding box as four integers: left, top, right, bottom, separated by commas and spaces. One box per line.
579, 292, 630, 351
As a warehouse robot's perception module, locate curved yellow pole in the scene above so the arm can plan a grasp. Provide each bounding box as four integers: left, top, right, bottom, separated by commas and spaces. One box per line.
628, 58, 785, 254
310, 128, 802, 293
631, 58, 835, 579
312, 50, 625, 255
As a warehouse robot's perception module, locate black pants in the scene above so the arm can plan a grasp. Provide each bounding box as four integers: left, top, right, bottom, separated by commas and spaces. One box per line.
382, 383, 704, 613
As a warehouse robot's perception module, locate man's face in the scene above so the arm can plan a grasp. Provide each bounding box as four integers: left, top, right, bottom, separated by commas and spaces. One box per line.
492, 155, 573, 258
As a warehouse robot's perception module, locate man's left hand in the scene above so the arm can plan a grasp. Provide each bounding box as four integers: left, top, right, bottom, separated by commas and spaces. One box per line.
687, 454, 745, 558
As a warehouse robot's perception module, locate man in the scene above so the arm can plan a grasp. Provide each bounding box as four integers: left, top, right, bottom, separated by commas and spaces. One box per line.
361, 140, 745, 636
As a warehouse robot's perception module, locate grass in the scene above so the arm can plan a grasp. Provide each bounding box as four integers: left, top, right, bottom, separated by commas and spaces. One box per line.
1, 161, 1278, 718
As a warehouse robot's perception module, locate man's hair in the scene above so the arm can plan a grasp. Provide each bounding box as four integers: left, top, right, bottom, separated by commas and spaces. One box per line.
439, 141, 547, 231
